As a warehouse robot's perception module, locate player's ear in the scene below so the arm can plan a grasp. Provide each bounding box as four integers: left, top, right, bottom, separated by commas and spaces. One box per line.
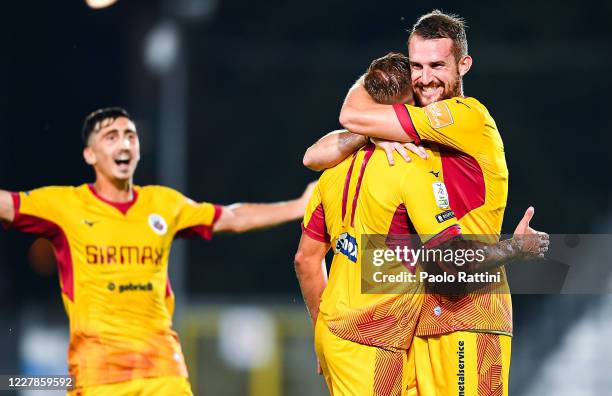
458, 55, 472, 77
83, 146, 96, 165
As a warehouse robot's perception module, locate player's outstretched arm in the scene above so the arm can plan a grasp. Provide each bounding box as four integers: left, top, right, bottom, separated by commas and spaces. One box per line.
0, 190, 15, 224
213, 182, 316, 233
294, 233, 330, 327
303, 129, 368, 171
339, 77, 412, 142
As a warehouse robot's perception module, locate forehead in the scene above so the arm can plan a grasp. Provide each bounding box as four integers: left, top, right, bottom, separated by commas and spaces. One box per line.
408, 36, 454, 62
96, 116, 137, 134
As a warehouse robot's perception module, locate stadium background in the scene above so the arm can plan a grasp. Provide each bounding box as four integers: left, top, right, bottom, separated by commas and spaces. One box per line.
0, 1, 611, 395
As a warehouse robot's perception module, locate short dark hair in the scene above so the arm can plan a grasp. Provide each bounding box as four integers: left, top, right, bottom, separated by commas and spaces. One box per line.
410, 9, 468, 62
364, 52, 412, 104
81, 107, 132, 145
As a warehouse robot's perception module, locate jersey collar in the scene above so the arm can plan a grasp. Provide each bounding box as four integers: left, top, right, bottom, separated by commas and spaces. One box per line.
87, 184, 138, 215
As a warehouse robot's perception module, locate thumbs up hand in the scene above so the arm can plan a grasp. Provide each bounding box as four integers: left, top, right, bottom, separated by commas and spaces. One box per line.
513, 206, 549, 259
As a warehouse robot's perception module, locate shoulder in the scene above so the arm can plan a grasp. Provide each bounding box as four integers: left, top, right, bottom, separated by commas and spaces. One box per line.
426, 97, 487, 127
460, 97, 499, 136
16, 186, 79, 216
459, 97, 491, 118
138, 185, 184, 199
319, 154, 355, 188
137, 185, 194, 210
25, 185, 78, 199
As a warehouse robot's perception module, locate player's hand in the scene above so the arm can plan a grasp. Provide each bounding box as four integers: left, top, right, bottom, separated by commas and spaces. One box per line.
371, 137, 428, 166
513, 206, 549, 259
317, 358, 322, 375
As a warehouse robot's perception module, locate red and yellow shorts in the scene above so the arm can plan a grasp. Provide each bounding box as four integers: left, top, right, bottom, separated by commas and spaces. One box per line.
407, 331, 512, 396
67, 376, 193, 396
315, 317, 416, 396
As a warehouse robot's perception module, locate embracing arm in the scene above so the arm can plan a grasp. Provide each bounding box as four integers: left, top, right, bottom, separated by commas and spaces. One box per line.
445, 207, 548, 272
303, 130, 368, 171
213, 182, 316, 233
339, 77, 412, 142
303, 128, 427, 171
0, 190, 15, 224
294, 233, 330, 326
422, 207, 549, 294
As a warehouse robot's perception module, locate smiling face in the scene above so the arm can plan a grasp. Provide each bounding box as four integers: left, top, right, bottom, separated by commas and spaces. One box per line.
83, 116, 140, 183
408, 34, 472, 106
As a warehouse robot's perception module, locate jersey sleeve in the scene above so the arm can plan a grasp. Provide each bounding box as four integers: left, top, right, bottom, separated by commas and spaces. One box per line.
393, 98, 485, 156
301, 181, 329, 243
9, 187, 65, 237
399, 170, 461, 248
173, 193, 223, 240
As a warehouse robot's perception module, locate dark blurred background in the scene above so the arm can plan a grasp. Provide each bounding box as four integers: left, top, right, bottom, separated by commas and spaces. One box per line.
0, 1, 611, 395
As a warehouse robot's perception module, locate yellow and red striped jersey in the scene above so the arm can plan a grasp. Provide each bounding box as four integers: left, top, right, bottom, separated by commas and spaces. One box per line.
393, 97, 512, 336
303, 144, 461, 351
9, 184, 221, 387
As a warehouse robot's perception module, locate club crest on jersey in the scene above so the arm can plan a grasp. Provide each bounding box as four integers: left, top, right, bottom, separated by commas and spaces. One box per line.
334, 232, 358, 263
148, 214, 168, 235
432, 182, 450, 210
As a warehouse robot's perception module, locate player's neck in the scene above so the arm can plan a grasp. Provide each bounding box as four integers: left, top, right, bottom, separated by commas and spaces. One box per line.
457, 80, 465, 97
92, 177, 134, 203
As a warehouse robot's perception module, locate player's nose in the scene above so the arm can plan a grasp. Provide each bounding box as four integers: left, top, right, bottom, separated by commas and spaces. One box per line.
121, 136, 132, 149
421, 67, 433, 85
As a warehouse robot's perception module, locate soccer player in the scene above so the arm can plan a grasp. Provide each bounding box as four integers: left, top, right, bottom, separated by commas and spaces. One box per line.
0, 107, 314, 395
296, 141, 545, 396
295, 53, 548, 395
304, 10, 521, 395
